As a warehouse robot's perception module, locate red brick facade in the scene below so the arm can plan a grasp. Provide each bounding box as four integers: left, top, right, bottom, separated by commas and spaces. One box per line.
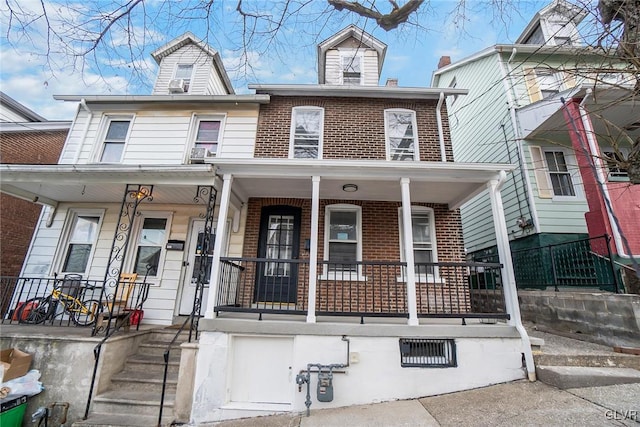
0, 130, 67, 276
254, 96, 454, 161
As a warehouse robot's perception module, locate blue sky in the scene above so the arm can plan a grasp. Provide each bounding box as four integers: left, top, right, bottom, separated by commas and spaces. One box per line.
0, 0, 557, 120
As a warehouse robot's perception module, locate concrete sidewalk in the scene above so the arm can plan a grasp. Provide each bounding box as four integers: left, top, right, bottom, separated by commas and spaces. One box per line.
208, 380, 639, 426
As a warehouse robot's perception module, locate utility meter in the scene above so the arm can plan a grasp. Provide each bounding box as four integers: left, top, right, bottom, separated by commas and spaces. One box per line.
317, 371, 334, 402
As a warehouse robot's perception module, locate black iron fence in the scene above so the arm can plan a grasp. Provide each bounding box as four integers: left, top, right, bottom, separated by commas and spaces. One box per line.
0, 275, 150, 329
510, 235, 619, 292
216, 258, 508, 321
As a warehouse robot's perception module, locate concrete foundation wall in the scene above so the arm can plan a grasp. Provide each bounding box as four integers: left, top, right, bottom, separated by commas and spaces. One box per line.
518, 290, 640, 347
0, 330, 147, 426
190, 328, 525, 424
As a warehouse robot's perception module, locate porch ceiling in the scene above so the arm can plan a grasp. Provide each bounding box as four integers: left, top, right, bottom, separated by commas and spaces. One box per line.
0, 160, 514, 209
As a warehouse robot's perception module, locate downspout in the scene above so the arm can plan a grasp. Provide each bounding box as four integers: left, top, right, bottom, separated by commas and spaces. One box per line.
436, 92, 447, 162
490, 171, 536, 381
578, 91, 627, 258
500, 48, 540, 234
72, 99, 92, 164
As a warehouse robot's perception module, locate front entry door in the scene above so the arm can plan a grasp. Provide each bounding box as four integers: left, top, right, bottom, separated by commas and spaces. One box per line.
179, 220, 216, 315
256, 206, 301, 303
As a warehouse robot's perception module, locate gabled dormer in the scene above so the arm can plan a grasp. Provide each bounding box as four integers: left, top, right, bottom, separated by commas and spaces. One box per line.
151, 32, 235, 95
317, 25, 387, 86
516, 0, 587, 47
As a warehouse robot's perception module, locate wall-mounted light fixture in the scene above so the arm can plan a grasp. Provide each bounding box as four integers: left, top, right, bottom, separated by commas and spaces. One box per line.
342, 184, 358, 193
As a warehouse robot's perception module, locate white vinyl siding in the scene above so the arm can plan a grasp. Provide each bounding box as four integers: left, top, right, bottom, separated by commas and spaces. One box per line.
65, 108, 258, 164
153, 44, 229, 95
324, 48, 380, 86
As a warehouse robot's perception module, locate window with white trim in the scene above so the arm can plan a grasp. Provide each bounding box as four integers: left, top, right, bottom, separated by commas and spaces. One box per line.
290, 107, 323, 159
100, 118, 131, 163
175, 64, 194, 92
385, 109, 418, 161
602, 150, 629, 181
59, 211, 103, 274
341, 52, 362, 85
399, 207, 438, 278
325, 205, 361, 273
544, 150, 576, 197
535, 68, 562, 99
132, 215, 171, 277
193, 118, 221, 156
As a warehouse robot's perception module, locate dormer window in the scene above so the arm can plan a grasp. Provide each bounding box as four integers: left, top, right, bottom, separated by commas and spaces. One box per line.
341, 52, 362, 85
175, 64, 194, 92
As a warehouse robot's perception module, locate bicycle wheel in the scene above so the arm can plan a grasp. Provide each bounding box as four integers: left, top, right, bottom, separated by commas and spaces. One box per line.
71, 299, 102, 326
16, 297, 52, 324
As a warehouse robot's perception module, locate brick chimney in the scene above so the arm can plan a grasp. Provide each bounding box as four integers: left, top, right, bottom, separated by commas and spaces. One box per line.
385, 78, 398, 87
438, 56, 451, 69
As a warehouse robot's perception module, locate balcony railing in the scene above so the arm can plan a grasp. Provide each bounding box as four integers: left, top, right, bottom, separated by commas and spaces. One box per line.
0, 275, 150, 328
216, 258, 508, 322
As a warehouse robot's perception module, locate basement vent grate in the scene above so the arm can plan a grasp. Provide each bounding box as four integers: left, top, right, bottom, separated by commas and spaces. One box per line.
399, 338, 457, 368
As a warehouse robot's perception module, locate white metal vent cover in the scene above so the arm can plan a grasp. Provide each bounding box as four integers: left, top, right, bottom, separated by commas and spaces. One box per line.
399, 338, 457, 368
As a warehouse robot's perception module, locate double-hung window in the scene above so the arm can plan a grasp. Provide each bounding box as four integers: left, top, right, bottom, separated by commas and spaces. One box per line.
399, 207, 438, 279
290, 107, 323, 159
175, 64, 194, 92
132, 215, 171, 277
59, 211, 103, 274
385, 109, 419, 161
341, 52, 362, 85
325, 205, 361, 274
100, 119, 131, 163
544, 150, 576, 197
194, 119, 221, 156
535, 68, 562, 99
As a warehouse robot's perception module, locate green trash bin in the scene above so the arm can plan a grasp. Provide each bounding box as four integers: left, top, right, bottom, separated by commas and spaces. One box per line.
0, 395, 27, 427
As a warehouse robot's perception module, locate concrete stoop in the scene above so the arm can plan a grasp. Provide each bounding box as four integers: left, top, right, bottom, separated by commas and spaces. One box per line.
536, 366, 640, 389
530, 329, 640, 391
74, 328, 190, 427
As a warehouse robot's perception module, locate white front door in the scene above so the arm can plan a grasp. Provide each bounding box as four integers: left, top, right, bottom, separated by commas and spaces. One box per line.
178, 220, 215, 315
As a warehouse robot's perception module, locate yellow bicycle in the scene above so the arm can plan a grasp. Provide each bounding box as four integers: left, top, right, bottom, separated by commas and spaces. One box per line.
17, 276, 102, 326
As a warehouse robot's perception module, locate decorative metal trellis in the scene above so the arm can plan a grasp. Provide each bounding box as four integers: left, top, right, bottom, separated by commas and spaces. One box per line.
92, 184, 153, 335
189, 185, 217, 340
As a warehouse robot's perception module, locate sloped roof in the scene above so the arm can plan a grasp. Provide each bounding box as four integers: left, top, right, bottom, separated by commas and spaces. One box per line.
0, 91, 46, 122
150, 32, 234, 94
515, 0, 587, 44
317, 25, 387, 84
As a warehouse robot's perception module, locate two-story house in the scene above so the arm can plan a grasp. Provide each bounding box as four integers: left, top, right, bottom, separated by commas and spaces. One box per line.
432, 0, 639, 291
2, 27, 535, 424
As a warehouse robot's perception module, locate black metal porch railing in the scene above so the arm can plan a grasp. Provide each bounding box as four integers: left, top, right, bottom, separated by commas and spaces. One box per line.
215, 258, 508, 322
0, 275, 150, 328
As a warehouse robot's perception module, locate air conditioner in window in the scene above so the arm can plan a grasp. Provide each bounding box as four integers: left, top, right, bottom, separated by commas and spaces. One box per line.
190, 147, 213, 163
168, 79, 186, 93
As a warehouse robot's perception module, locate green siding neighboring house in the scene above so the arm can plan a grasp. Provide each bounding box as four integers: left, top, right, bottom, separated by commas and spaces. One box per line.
432, 0, 594, 257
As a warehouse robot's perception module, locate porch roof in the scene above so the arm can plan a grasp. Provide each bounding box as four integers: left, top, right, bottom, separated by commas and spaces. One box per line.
0, 160, 514, 209
517, 85, 639, 140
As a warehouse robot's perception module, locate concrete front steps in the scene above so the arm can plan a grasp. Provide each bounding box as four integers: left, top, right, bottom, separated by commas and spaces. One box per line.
75, 328, 190, 427
530, 328, 640, 390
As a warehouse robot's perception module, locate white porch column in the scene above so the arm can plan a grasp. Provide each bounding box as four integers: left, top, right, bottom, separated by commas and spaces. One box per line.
400, 178, 419, 326
487, 171, 536, 381
204, 174, 233, 319
306, 176, 321, 323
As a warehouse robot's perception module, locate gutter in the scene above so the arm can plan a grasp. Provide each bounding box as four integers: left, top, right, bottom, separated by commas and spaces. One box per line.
491, 171, 536, 382
578, 91, 628, 258
499, 48, 540, 234
72, 99, 92, 164
436, 92, 447, 162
